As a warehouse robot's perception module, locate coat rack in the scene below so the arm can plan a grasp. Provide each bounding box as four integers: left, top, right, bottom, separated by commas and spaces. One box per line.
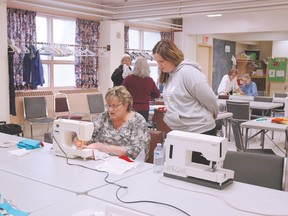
7, 39, 110, 57
125, 49, 154, 61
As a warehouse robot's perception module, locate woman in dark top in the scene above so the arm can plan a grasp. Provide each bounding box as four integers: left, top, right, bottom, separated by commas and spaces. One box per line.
111, 54, 132, 86
123, 57, 160, 121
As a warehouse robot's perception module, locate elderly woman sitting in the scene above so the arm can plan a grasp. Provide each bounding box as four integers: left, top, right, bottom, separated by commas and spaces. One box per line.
75, 86, 151, 160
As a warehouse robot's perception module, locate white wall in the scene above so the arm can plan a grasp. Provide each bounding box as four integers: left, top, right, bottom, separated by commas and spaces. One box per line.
174, 32, 197, 62
98, 21, 125, 95
272, 41, 288, 57
183, 9, 288, 35
0, 2, 10, 122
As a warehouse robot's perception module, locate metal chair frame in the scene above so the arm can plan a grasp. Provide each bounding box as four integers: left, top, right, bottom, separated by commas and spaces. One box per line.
23, 96, 54, 139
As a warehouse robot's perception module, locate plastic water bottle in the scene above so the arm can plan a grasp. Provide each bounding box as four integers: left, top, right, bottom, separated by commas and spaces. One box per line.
153, 143, 164, 173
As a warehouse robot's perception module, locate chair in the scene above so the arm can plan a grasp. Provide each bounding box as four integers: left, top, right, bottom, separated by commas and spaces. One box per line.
257, 91, 265, 96
226, 100, 250, 121
274, 93, 287, 98
23, 96, 54, 139
153, 108, 171, 137
273, 93, 286, 116
146, 130, 164, 163
87, 93, 105, 121
230, 118, 275, 154
226, 100, 250, 140
54, 93, 83, 120
251, 96, 273, 118
223, 151, 286, 190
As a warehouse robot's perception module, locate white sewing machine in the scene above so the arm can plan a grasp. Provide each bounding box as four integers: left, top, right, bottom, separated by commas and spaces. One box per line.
163, 130, 234, 189
53, 118, 94, 160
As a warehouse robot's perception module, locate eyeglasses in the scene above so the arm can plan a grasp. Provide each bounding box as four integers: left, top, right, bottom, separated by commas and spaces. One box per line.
105, 103, 122, 110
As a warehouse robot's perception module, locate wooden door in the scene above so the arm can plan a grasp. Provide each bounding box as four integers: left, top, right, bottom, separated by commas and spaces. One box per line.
197, 44, 213, 86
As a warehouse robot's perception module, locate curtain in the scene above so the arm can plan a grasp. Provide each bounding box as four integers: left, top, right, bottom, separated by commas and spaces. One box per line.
124, 26, 129, 51
160, 32, 174, 41
75, 19, 100, 88
7, 8, 37, 89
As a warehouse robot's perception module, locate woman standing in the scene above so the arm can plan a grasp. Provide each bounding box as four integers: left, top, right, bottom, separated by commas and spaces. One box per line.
152, 39, 218, 135
111, 54, 132, 86
123, 57, 160, 121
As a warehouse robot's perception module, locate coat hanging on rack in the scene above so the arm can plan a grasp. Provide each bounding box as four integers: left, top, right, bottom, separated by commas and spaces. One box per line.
23, 45, 45, 89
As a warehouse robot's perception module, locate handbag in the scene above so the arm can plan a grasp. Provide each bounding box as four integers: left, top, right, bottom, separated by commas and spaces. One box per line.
0, 121, 23, 136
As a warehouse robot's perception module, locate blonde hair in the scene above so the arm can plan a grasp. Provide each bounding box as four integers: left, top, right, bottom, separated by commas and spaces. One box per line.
105, 86, 133, 111
242, 73, 251, 80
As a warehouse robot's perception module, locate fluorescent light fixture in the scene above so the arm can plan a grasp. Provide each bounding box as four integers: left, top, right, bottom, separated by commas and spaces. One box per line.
206, 14, 222, 17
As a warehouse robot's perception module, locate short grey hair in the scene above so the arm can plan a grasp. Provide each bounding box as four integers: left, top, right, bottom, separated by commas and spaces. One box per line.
132, 57, 150, 78
121, 54, 132, 64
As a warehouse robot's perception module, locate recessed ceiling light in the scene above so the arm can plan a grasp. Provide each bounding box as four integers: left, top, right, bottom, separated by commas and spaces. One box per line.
206, 14, 222, 18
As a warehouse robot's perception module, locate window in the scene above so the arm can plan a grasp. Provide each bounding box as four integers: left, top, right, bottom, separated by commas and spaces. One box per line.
36, 15, 76, 88
128, 28, 161, 84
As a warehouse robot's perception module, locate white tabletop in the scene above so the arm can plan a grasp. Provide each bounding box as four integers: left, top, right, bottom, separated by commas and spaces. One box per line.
30, 195, 106, 216
216, 112, 233, 120
250, 101, 283, 110
273, 97, 285, 103
30, 195, 151, 216
218, 99, 283, 110
229, 95, 254, 101
0, 133, 153, 194
0, 170, 75, 213
241, 118, 288, 132
88, 169, 288, 216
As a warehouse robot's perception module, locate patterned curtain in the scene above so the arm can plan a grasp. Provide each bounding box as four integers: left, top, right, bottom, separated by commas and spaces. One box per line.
160, 32, 174, 41
7, 8, 37, 89
75, 19, 100, 88
124, 25, 129, 51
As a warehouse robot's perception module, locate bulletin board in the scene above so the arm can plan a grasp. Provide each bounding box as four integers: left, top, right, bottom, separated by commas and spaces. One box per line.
267, 57, 287, 82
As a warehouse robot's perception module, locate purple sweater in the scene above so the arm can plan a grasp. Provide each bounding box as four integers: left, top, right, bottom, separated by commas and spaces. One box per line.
123, 75, 160, 111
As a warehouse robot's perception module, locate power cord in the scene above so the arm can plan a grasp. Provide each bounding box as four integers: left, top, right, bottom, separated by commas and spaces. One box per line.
115, 186, 191, 216
52, 134, 190, 216
159, 177, 288, 216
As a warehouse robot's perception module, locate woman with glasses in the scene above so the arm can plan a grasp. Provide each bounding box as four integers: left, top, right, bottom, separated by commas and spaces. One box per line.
74, 86, 150, 161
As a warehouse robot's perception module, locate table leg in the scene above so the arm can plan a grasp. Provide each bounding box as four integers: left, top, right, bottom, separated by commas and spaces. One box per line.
245, 128, 249, 149
225, 118, 229, 139
285, 131, 288, 156
228, 119, 231, 141
260, 130, 265, 149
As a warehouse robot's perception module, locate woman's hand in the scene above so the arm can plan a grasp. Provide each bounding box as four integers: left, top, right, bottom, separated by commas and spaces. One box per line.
72, 135, 87, 149
87, 142, 109, 153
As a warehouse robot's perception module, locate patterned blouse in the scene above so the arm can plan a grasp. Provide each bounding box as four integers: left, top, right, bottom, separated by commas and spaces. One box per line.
90, 111, 151, 160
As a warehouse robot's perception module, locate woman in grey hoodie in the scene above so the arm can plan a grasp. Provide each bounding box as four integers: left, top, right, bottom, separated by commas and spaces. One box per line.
152, 39, 219, 136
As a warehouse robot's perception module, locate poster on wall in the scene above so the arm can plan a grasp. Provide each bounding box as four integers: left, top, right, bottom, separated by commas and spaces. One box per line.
267, 57, 287, 82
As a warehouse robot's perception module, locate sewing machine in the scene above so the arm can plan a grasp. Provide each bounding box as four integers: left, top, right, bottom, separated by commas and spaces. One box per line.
53, 118, 94, 160
163, 130, 234, 189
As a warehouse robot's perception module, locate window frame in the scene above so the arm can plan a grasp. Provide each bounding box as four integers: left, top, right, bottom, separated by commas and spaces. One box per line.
128, 27, 160, 84
36, 13, 76, 89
